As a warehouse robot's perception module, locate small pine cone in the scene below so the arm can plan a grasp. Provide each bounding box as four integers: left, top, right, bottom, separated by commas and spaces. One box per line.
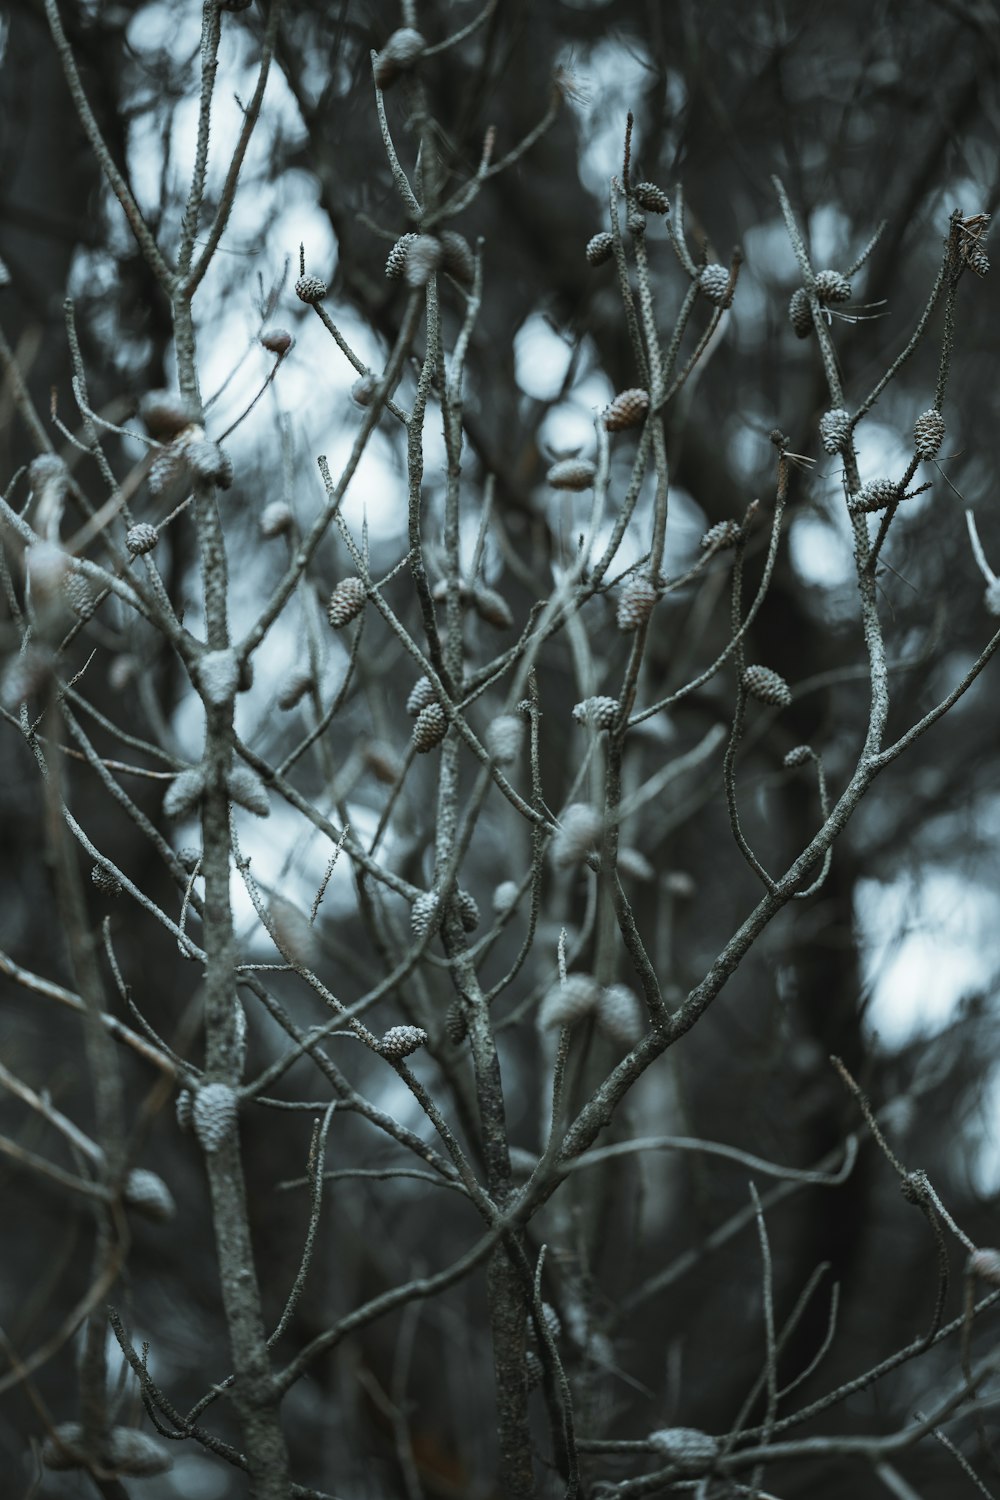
819, 407, 851, 454
538, 974, 601, 1029
788, 287, 813, 338
260, 501, 295, 539
617, 846, 654, 882
91, 863, 122, 897
985, 579, 1000, 617
551, 802, 602, 868
814, 269, 852, 304
406, 675, 437, 716
123, 1168, 176, 1223
700, 519, 742, 551
411, 890, 440, 936
187, 439, 233, 489
616, 575, 658, 631
413, 701, 448, 752
363, 741, 402, 783
327, 577, 366, 627
373, 27, 426, 88
380, 1024, 428, 1060
486, 713, 524, 767
547, 457, 597, 491
440, 230, 475, 287
913, 409, 945, 460
472, 584, 514, 629
386, 232, 418, 279
648, 1427, 719, 1472
743, 664, 792, 708
64, 571, 96, 620
493, 879, 519, 915
597, 983, 644, 1045
261, 327, 293, 355
192, 1082, 238, 1154
572, 695, 618, 731
175, 1089, 193, 1132
105, 1428, 173, 1476
586, 231, 614, 266
968, 247, 990, 277
698, 263, 731, 305
604, 387, 650, 431
351, 374, 378, 407
139, 389, 198, 441
851, 478, 899, 513
632, 181, 670, 214
970, 1248, 1000, 1286
295, 273, 327, 304
445, 1000, 468, 1045
148, 443, 185, 496
783, 744, 813, 768
227, 765, 270, 817
125, 522, 158, 557
163, 767, 205, 820
405, 234, 443, 289
453, 888, 479, 932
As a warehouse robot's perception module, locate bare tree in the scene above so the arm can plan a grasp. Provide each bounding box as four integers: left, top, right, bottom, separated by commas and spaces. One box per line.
4, 3, 1000, 1498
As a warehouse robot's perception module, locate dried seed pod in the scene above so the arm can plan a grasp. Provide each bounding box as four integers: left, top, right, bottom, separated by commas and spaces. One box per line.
124, 1168, 176, 1223
42, 1423, 87, 1471
604, 387, 650, 431
193, 1082, 238, 1153
472, 584, 513, 629
492, 879, 519, 915
586, 231, 614, 266
788, 287, 813, 338
351, 374, 378, 407
108, 654, 138, 692
547, 457, 596, 491
648, 1427, 719, 1472
851, 478, 899, 513
440, 230, 475, 286
386, 232, 418, 279
572, 695, 618, 731
197, 648, 239, 706
148, 443, 185, 496
632, 181, 670, 214
617, 846, 654, 882
363, 740, 402, 784
698, 263, 731, 305
814, 269, 852, 304
139, 389, 199, 441
700, 519, 742, 551
295, 273, 327, 304
411, 890, 440, 936
260, 501, 295, 539
445, 999, 468, 1045
175, 1089, 193, 1132
261, 327, 293, 355
913, 409, 945, 460
278, 667, 314, 712
163, 767, 206, 820
819, 407, 851, 454
125, 522, 158, 557
404, 234, 443, 289
453, 888, 479, 932
373, 27, 426, 88
413, 701, 448, 752
187, 439, 233, 489
227, 765, 270, 817
783, 744, 813, 768
551, 802, 602, 867
597, 984, 644, 1045
970, 1247, 1000, 1285
327, 576, 366, 627
538, 973, 601, 1028
742, 664, 792, 708
91, 863, 122, 897
406, 675, 437, 716
486, 713, 524, 767
270, 895, 318, 969
616, 575, 658, 631
380, 1024, 428, 1060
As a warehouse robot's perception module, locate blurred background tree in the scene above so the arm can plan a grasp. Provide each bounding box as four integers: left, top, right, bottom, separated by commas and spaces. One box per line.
3, 1, 1000, 1496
